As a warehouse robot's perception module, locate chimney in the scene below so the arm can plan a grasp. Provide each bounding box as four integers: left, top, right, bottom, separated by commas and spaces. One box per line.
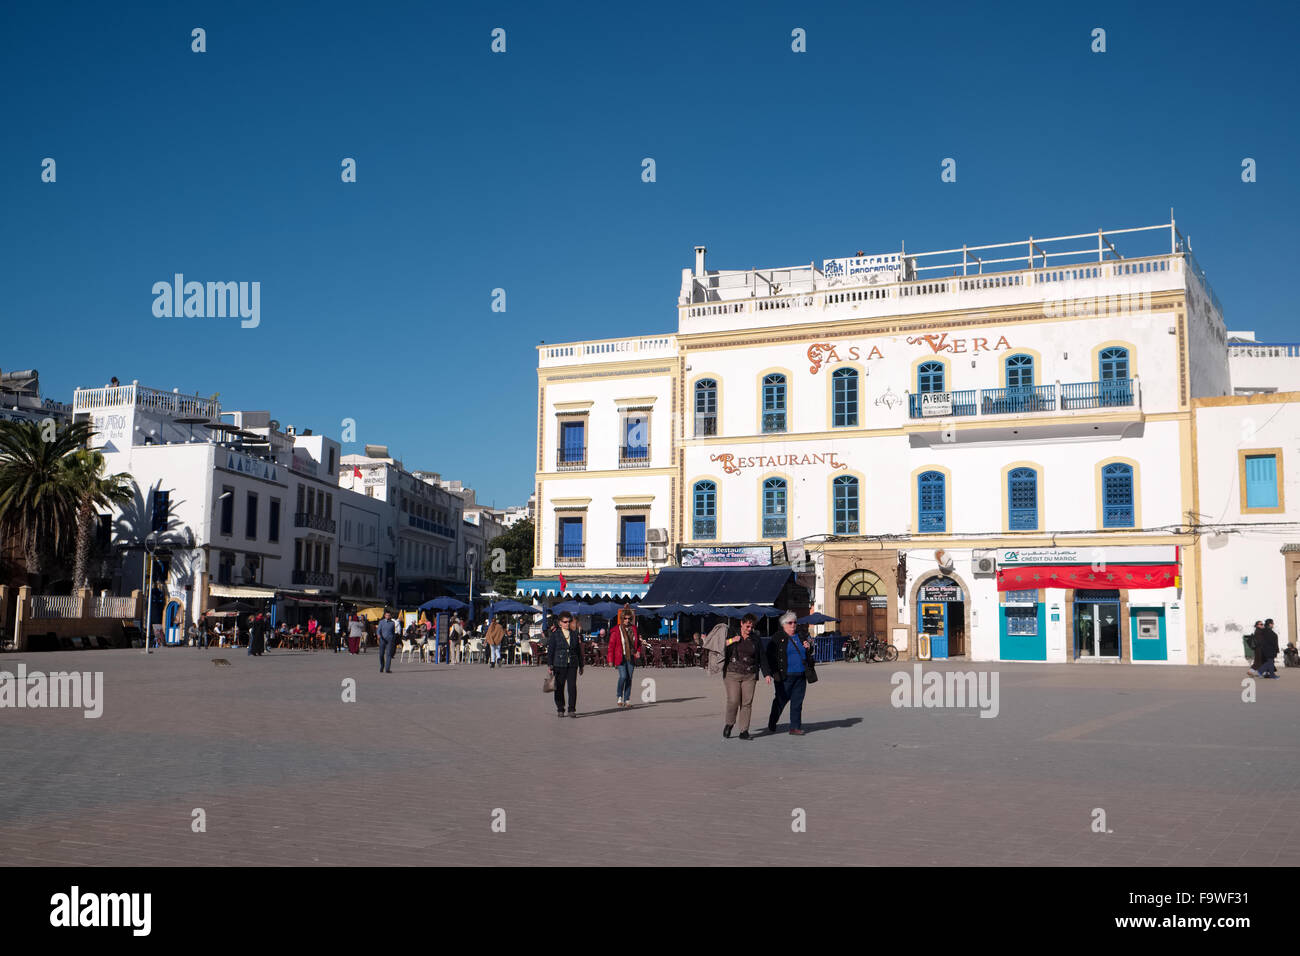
694, 245, 707, 277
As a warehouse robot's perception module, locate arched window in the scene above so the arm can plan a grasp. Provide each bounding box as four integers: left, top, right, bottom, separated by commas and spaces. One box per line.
762, 374, 787, 433
1098, 347, 1132, 407
1005, 353, 1034, 388
833, 475, 859, 534
693, 480, 717, 539
1099, 346, 1129, 380
762, 477, 787, 538
1102, 463, 1134, 528
832, 368, 859, 428
918, 470, 946, 533
694, 379, 718, 436
837, 570, 884, 598
918, 361, 945, 393
1007, 467, 1038, 530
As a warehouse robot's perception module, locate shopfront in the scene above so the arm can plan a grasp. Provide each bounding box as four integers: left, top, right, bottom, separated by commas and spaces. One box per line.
914, 576, 965, 660
996, 546, 1182, 663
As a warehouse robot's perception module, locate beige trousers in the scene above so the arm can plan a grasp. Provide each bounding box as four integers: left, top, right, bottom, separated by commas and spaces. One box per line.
724, 672, 758, 732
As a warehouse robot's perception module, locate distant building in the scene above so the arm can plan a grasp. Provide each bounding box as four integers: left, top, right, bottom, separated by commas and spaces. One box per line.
0, 368, 72, 426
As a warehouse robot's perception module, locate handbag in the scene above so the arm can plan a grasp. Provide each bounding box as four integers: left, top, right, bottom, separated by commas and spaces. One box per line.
542, 673, 555, 693
790, 635, 818, 683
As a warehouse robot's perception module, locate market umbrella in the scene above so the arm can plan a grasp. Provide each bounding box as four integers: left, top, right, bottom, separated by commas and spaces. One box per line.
655, 603, 689, 617
684, 603, 720, 616
741, 604, 782, 618
357, 606, 388, 622
797, 612, 839, 625
589, 601, 624, 619
420, 596, 468, 612
487, 600, 542, 615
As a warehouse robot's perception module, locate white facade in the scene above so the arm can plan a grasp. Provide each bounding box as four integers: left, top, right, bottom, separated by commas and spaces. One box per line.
535, 221, 1241, 662
1227, 331, 1300, 395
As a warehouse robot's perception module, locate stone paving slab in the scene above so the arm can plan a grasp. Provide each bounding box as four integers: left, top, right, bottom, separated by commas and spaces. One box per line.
0, 649, 1296, 866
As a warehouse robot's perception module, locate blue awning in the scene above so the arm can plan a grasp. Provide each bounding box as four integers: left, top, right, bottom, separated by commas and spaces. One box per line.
515, 578, 648, 599
640, 567, 792, 608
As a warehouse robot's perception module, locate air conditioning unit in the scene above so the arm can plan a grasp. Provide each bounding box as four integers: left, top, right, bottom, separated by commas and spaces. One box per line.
646, 528, 669, 544
973, 550, 998, 575
648, 544, 669, 561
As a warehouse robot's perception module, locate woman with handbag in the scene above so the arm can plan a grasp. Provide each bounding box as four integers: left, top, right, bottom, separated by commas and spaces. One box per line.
606, 605, 643, 707
766, 611, 815, 735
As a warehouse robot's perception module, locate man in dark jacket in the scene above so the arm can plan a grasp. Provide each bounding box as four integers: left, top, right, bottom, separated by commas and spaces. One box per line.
767, 611, 814, 735
546, 611, 585, 716
722, 614, 770, 740
1257, 619, 1281, 679
1247, 621, 1263, 675
376, 611, 398, 673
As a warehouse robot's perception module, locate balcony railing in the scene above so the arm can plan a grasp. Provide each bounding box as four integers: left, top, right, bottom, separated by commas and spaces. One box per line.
694, 414, 718, 437
619, 445, 651, 468
762, 516, 787, 538
616, 543, 647, 566
557, 446, 586, 471
292, 570, 335, 587
761, 412, 786, 433
908, 379, 1136, 419
294, 512, 337, 533
693, 517, 717, 540
555, 544, 585, 567
408, 514, 457, 538
72, 383, 221, 419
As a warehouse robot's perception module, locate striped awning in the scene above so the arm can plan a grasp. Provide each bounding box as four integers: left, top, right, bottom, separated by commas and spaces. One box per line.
209, 584, 278, 599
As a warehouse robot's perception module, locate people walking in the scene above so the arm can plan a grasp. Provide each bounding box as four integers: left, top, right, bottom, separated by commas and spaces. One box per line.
248, 613, 267, 657
722, 613, 770, 740
346, 614, 364, 655
486, 615, 505, 668
767, 611, 813, 735
1258, 618, 1281, 679
607, 605, 642, 707
1247, 620, 1264, 676
376, 611, 398, 673
546, 611, 584, 716
448, 615, 465, 665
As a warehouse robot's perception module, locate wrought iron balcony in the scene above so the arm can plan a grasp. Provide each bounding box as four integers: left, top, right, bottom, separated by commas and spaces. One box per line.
619, 444, 651, 468
762, 516, 787, 538
694, 414, 718, 437
407, 514, 457, 538
908, 379, 1135, 419
556, 446, 586, 471
616, 542, 647, 566
693, 517, 717, 540
294, 512, 337, 533
555, 543, 585, 567
761, 412, 786, 433
292, 570, 334, 587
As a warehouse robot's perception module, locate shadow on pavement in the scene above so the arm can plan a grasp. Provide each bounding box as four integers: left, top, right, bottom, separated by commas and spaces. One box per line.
571, 696, 708, 718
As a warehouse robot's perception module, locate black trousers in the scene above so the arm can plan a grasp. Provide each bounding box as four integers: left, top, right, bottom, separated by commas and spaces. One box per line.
553, 666, 579, 713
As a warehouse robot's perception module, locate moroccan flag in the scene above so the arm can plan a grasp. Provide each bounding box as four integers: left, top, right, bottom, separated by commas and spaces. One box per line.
558, 572, 567, 592
643, 569, 651, 584
352, 466, 363, 479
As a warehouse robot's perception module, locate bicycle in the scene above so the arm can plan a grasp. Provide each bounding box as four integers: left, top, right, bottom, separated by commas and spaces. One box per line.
862, 635, 899, 663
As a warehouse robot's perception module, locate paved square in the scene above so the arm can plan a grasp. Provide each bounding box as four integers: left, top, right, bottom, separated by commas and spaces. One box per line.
1, 649, 1296, 866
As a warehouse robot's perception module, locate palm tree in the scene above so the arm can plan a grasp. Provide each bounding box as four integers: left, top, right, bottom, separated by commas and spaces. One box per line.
63, 448, 135, 589
0, 419, 93, 586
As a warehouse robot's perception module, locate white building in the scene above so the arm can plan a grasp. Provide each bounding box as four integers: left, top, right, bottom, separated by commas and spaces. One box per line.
0, 368, 72, 427
533, 220, 1248, 663
1226, 331, 1300, 394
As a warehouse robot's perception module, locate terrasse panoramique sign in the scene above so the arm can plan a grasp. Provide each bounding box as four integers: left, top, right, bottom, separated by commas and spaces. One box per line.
710, 451, 848, 474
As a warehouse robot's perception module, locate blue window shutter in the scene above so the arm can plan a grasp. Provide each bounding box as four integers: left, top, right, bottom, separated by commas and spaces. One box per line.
1008, 468, 1038, 529
1245, 455, 1279, 508
1102, 463, 1134, 527
918, 471, 945, 532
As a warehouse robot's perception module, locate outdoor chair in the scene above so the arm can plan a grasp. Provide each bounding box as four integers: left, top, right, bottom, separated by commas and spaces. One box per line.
398, 639, 415, 663
467, 638, 485, 663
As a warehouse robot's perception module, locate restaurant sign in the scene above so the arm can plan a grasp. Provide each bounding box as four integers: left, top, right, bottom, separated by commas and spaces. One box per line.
822, 254, 903, 287
680, 546, 773, 568
711, 451, 848, 475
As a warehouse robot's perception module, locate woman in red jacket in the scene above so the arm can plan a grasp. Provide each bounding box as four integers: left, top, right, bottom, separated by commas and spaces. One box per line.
607, 606, 642, 707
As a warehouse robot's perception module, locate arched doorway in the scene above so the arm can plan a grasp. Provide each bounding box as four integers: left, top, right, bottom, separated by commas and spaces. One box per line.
837, 570, 888, 643
914, 575, 966, 659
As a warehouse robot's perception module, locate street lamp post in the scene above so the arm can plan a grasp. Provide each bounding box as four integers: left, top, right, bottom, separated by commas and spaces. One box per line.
143, 532, 158, 653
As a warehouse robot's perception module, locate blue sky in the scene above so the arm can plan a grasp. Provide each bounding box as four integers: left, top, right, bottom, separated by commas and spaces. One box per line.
2, 0, 1296, 506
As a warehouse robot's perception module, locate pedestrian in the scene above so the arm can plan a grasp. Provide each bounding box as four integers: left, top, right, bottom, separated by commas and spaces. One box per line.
307, 616, 318, 650
722, 613, 770, 740
1258, 618, 1281, 679
449, 615, 465, 665
333, 616, 342, 653
1247, 620, 1264, 676
248, 613, 267, 657
486, 615, 505, 668
767, 611, 814, 735
545, 611, 584, 716
346, 614, 364, 654
606, 605, 642, 707
376, 610, 398, 673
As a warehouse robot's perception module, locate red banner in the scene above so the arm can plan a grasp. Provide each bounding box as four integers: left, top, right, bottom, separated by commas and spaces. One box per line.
997, 564, 1177, 591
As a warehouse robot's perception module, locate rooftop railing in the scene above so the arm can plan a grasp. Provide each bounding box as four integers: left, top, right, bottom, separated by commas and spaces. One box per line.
73, 383, 221, 419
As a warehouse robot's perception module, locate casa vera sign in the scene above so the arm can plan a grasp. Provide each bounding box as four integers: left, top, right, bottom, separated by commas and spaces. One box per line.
710, 451, 848, 474
807, 333, 1013, 373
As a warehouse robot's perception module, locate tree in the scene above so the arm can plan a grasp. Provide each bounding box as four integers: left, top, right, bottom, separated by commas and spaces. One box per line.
0, 419, 93, 587
62, 449, 135, 589
484, 518, 534, 596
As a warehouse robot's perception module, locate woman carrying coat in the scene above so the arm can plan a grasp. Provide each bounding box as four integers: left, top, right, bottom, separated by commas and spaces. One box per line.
606, 606, 643, 707
485, 615, 506, 668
